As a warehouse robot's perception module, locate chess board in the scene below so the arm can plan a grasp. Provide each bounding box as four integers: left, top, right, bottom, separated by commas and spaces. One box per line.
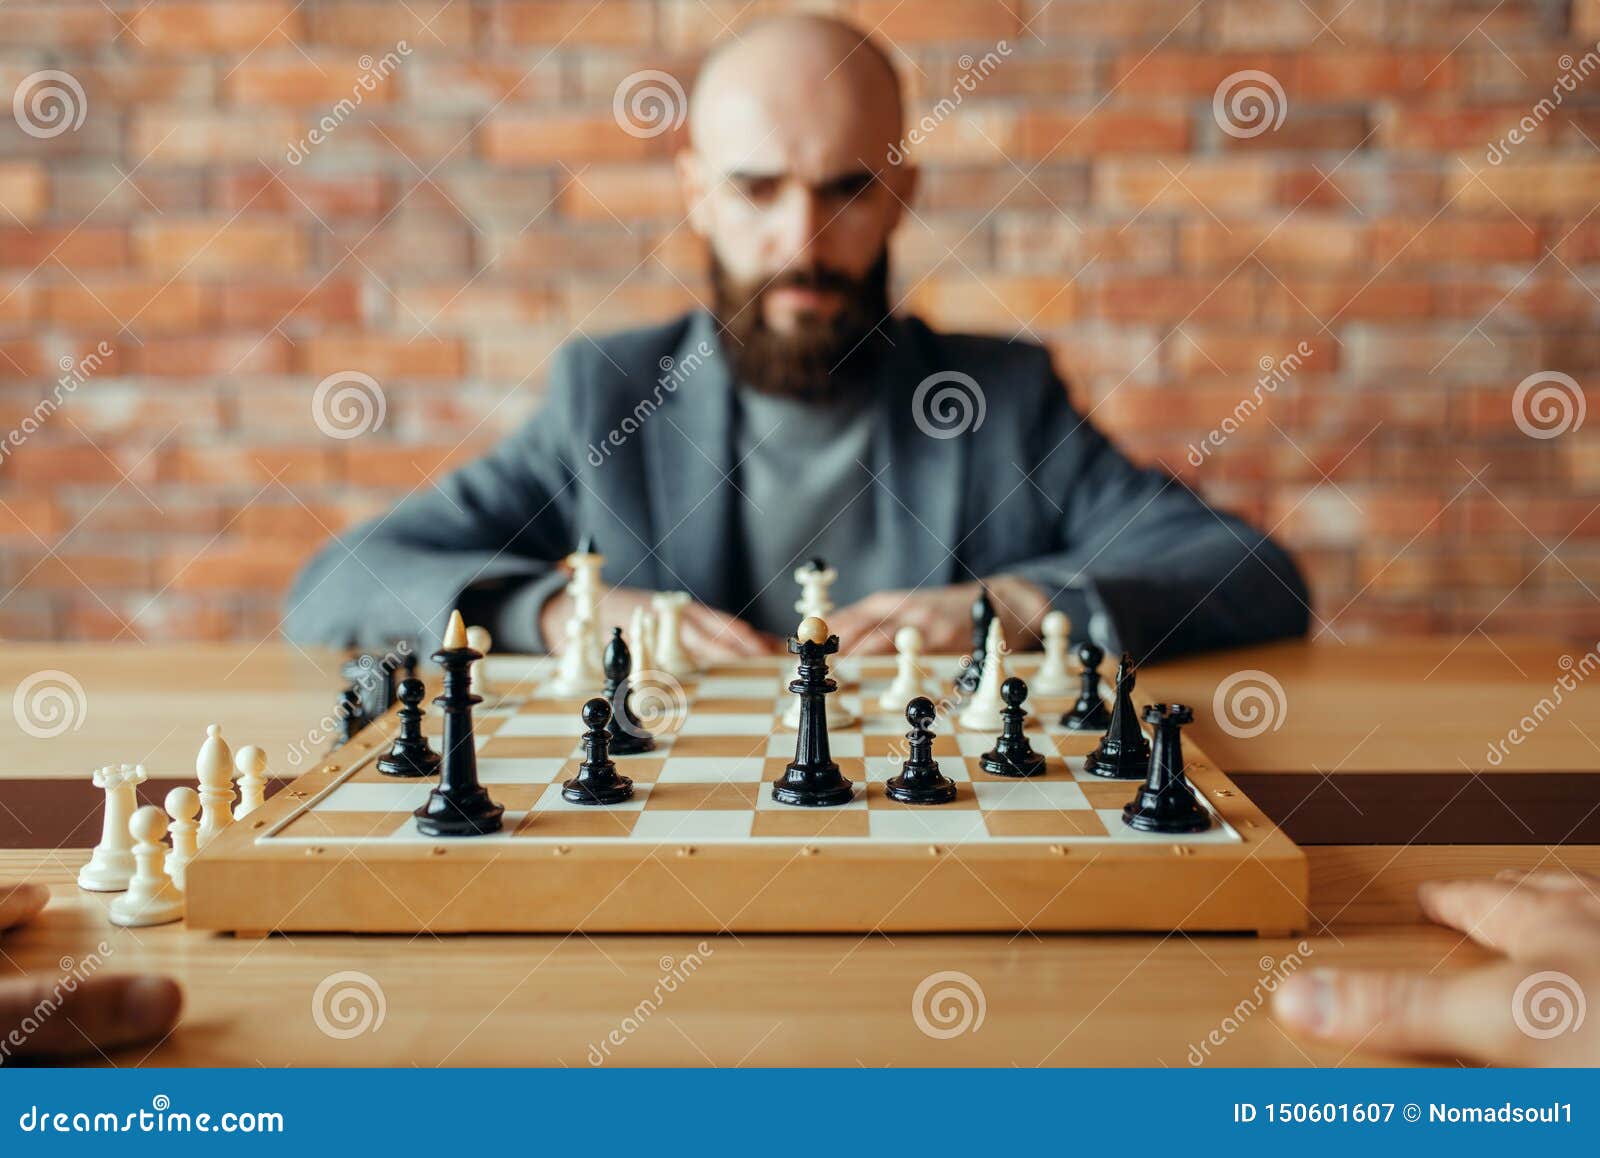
185, 655, 1307, 936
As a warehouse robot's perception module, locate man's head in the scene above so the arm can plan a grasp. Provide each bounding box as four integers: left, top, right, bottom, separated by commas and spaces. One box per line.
676, 15, 915, 398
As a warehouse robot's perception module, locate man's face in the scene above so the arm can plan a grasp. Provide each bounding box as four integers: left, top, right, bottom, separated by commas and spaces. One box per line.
677, 54, 914, 396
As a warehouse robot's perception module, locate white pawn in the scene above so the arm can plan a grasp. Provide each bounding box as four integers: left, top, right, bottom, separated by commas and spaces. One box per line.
629, 606, 656, 675
878, 625, 926, 711
78, 763, 148, 892
234, 745, 267, 818
163, 787, 200, 891
108, 806, 184, 928
1032, 610, 1074, 696
958, 618, 1009, 733
652, 591, 697, 675
551, 611, 604, 695
466, 625, 492, 699
195, 724, 234, 846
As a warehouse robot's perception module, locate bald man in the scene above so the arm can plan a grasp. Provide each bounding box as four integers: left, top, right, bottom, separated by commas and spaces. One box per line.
287, 15, 1308, 663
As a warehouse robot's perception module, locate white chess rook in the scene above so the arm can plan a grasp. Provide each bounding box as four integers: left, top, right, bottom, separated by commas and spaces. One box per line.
1032, 610, 1073, 696
793, 560, 837, 619
196, 723, 235, 845
878, 625, 926, 711
958, 618, 1009, 733
781, 617, 857, 731
77, 763, 149, 892
108, 805, 185, 928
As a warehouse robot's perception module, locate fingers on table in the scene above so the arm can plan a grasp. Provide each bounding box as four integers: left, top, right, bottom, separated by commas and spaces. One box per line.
1418, 878, 1600, 959
0, 883, 49, 931
0, 974, 182, 1061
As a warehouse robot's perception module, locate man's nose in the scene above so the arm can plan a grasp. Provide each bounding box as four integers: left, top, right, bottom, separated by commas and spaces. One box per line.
771, 184, 825, 269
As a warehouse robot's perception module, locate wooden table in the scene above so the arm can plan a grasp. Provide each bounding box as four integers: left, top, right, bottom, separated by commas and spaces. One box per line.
2, 638, 1595, 1067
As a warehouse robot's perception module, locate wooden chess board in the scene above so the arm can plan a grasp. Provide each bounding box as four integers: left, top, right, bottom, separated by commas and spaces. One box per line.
185, 655, 1308, 936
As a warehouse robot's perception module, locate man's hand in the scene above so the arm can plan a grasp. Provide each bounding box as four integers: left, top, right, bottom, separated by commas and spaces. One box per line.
830, 577, 1053, 656
1273, 868, 1600, 1065
540, 585, 780, 661
1, 882, 182, 1062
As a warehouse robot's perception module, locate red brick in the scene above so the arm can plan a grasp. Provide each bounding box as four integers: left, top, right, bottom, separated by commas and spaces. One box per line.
492, 1, 656, 45
482, 113, 670, 164
1449, 161, 1600, 214
132, 2, 303, 49
220, 281, 363, 329
44, 280, 209, 333
391, 285, 563, 331
1180, 218, 1366, 269
132, 112, 302, 163
1370, 218, 1540, 265
225, 57, 404, 107
908, 275, 1078, 334
300, 336, 464, 380
1297, 51, 1458, 96
132, 335, 293, 378
133, 220, 307, 275
0, 163, 48, 225
0, 493, 65, 539
213, 169, 388, 219
1096, 275, 1257, 324
556, 165, 684, 222
1108, 52, 1297, 96
1018, 110, 1189, 158
853, 0, 1019, 42
0, 228, 130, 271
160, 541, 310, 593
308, 1, 473, 47
169, 446, 339, 487
1093, 159, 1277, 213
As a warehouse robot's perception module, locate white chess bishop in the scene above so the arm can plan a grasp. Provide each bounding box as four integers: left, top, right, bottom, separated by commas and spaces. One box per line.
551, 539, 608, 694
78, 762, 148, 892
195, 723, 235, 845
958, 618, 1010, 733
1031, 610, 1074, 696
108, 805, 184, 928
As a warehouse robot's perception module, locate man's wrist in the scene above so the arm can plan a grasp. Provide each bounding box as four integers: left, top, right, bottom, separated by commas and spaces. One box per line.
984, 575, 1052, 645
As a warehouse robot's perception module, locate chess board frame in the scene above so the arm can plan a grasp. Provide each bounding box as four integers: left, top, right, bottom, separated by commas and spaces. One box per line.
186, 656, 1308, 937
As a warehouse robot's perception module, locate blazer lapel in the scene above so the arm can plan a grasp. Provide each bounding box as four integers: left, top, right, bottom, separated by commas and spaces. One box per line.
872, 319, 966, 588
642, 311, 739, 609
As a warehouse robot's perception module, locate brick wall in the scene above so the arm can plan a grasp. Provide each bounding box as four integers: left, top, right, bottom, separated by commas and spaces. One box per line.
2, 0, 1599, 644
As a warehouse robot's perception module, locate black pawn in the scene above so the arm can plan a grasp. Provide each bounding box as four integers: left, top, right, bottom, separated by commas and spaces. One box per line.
886, 697, 958, 804
979, 677, 1047, 778
377, 677, 441, 778
602, 627, 655, 755
1083, 653, 1152, 780
415, 627, 503, 836
333, 684, 369, 748
1123, 704, 1210, 834
1060, 641, 1111, 732
772, 623, 853, 807
563, 698, 635, 805
953, 586, 994, 694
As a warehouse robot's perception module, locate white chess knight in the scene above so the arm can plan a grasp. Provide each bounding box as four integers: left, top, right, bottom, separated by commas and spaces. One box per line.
651, 591, 697, 675
78, 762, 148, 892
793, 558, 836, 620
195, 723, 235, 845
108, 805, 185, 928
163, 786, 200, 891
1031, 610, 1074, 696
958, 618, 1010, 733
466, 624, 492, 698
878, 625, 926, 711
781, 617, 857, 731
233, 745, 268, 818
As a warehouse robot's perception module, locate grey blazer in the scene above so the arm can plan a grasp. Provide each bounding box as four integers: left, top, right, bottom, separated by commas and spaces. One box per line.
285, 310, 1310, 661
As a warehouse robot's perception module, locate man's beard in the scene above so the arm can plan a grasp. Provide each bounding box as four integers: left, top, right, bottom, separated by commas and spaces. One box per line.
710, 249, 892, 402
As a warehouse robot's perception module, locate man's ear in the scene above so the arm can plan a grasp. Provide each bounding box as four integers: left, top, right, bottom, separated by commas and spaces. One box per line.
882, 162, 918, 231
675, 148, 714, 237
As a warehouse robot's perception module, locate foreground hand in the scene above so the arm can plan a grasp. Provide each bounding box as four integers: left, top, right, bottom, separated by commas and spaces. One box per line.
1273, 868, 1600, 1065
0, 883, 182, 1063
540, 585, 779, 661
830, 577, 1052, 656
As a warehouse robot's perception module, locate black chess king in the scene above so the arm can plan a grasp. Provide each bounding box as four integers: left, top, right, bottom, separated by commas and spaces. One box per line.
414, 609, 504, 837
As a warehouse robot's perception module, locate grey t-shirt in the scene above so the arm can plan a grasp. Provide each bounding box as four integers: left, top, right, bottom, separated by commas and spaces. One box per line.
731, 387, 883, 635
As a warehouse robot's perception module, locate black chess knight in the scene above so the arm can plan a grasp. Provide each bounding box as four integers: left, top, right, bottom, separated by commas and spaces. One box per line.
1060, 641, 1111, 732
377, 676, 441, 778
886, 697, 958, 804
602, 626, 655, 755
1083, 653, 1152, 779
1122, 703, 1210, 834
980, 677, 1047, 778
772, 616, 854, 807
413, 610, 504, 836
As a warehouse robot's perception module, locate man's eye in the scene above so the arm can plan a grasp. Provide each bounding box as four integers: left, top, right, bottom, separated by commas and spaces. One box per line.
824, 175, 875, 201
737, 177, 781, 203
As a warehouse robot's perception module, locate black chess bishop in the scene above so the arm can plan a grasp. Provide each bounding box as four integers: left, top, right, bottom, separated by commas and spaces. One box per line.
1060, 641, 1111, 732
1083, 653, 1152, 780
886, 697, 958, 804
602, 626, 655, 755
377, 676, 441, 778
563, 697, 635, 805
979, 677, 1047, 778
1122, 703, 1210, 834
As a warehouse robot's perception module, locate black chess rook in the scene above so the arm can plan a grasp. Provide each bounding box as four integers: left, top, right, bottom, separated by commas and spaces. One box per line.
1122, 703, 1210, 834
